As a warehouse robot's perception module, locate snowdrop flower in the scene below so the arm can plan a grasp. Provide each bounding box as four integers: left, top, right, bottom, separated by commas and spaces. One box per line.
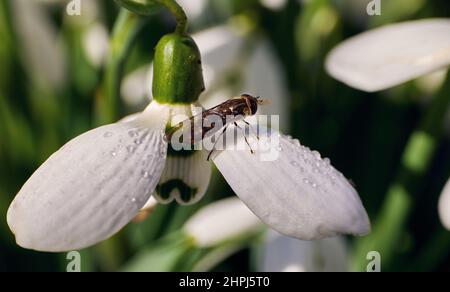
261, 230, 348, 272
7, 27, 370, 252
326, 18, 450, 92
184, 197, 263, 248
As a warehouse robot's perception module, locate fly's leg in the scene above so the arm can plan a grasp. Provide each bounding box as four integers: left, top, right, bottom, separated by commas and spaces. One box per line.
234, 122, 254, 154
242, 120, 260, 140
207, 126, 228, 161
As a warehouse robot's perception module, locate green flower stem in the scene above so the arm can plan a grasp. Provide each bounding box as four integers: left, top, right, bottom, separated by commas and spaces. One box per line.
115, 0, 188, 33
96, 10, 147, 125
352, 73, 450, 271
158, 0, 188, 34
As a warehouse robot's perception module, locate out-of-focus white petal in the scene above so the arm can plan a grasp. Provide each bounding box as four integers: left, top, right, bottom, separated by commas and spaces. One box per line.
213, 127, 370, 240
260, 0, 288, 11
261, 230, 348, 272
438, 178, 450, 230
83, 23, 109, 68
7, 102, 169, 252
122, 65, 152, 107
177, 0, 207, 20
184, 198, 263, 248
326, 19, 450, 92
13, 0, 67, 89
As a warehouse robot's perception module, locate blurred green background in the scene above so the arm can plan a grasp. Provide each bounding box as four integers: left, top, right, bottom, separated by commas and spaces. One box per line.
1, 0, 450, 272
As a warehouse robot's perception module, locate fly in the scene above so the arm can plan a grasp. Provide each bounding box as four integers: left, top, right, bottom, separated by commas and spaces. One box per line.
165, 94, 267, 160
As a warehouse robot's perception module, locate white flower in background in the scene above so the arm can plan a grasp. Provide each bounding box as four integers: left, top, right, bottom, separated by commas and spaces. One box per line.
326, 18, 450, 92
184, 197, 263, 248
260, 0, 288, 11
261, 230, 348, 272
326, 18, 450, 231
186, 198, 348, 272
12, 0, 67, 89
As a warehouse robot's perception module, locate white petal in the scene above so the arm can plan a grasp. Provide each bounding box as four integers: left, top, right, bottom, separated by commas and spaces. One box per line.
7, 102, 169, 252
326, 19, 450, 92
261, 230, 348, 272
213, 128, 370, 240
438, 178, 450, 230
184, 198, 263, 248
154, 150, 211, 205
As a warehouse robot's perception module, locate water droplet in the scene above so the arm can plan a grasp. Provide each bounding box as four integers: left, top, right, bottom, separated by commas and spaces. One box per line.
131, 198, 137, 203
128, 130, 137, 137
293, 139, 301, 147
134, 139, 142, 145
141, 170, 150, 178
291, 160, 299, 167
303, 178, 310, 184
323, 158, 330, 165
312, 151, 321, 160
111, 151, 117, 157
312, 182, 318, 188
127, 145, 136, 153
104, 132, 113, 138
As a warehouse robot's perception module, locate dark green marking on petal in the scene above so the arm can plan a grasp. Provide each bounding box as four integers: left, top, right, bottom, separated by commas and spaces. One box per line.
155, 179, 198, 204
167, 145, 197, 157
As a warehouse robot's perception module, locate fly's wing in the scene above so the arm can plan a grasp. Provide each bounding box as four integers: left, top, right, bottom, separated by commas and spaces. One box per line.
166, 99, 241, 146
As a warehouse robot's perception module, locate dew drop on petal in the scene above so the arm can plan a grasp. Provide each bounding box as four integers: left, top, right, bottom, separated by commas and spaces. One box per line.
128, 130, 138, 137
141, 170, 150, 178
303, 178, 310, 184
291, 160, 299, 167
312, 150, 321, 160
127, 145, 136, 153
111, 151, 117, 157
103, 132, 113, 138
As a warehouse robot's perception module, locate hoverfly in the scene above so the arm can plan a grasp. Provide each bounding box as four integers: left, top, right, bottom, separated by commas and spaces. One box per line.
166, 94, 267, 160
